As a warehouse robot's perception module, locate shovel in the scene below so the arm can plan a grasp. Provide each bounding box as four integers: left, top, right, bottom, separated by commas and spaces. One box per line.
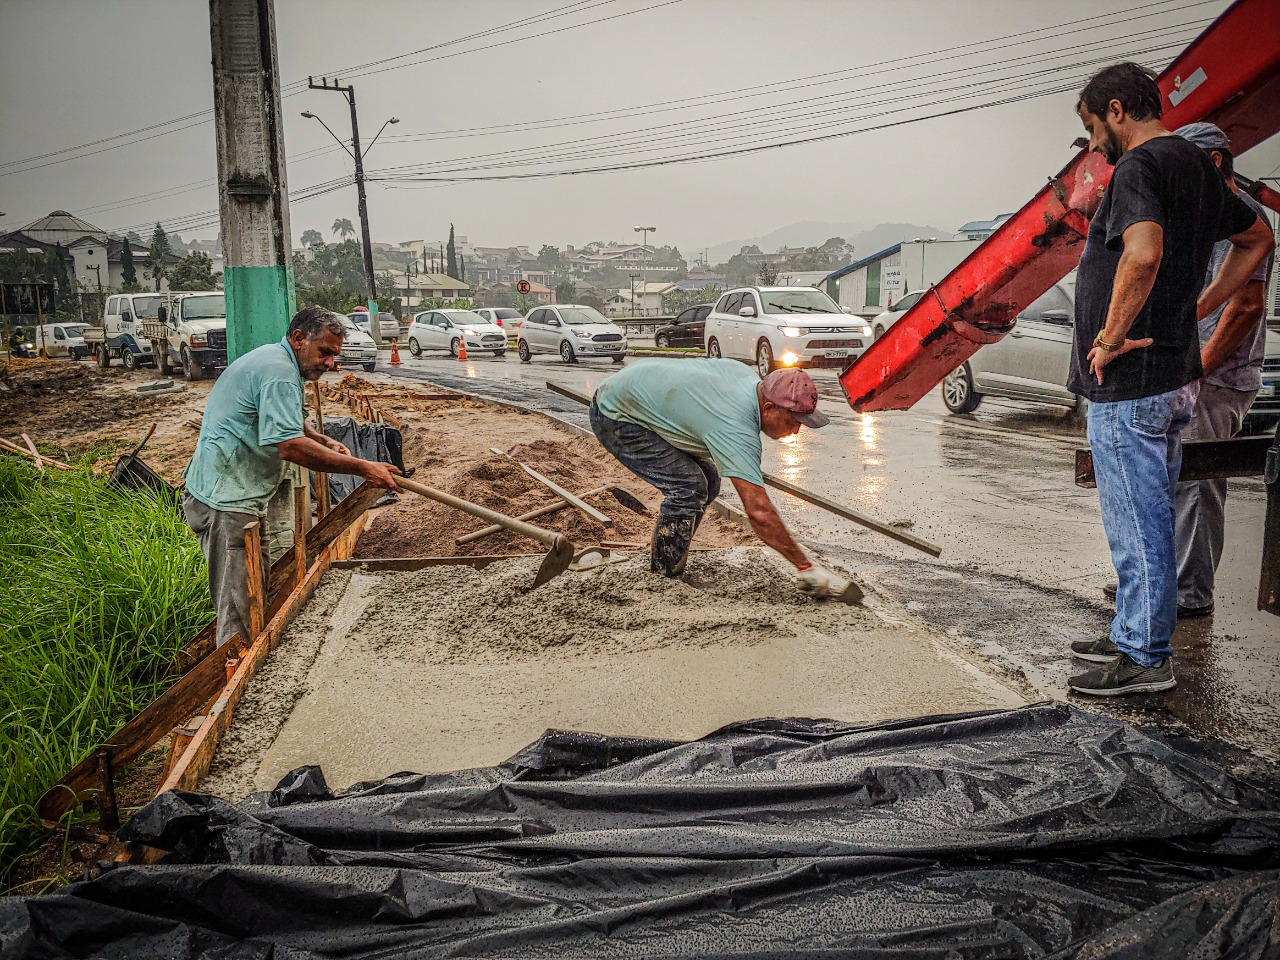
393, 476, 575, 588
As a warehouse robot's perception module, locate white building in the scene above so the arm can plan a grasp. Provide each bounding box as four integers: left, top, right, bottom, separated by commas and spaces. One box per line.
826, 239, 983, 318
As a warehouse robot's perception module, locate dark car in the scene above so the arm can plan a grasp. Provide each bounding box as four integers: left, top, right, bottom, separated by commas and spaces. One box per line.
654, 304, 711, 348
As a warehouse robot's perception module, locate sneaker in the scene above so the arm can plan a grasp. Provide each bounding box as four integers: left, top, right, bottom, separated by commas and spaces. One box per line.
1102, 582, 1117, 602
1177, 601, 1214, 619
1071, 636, 1120, 663
1069, 653, 1176, 697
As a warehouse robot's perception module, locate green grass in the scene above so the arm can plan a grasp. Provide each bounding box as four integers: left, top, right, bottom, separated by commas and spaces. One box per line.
0, 455, 212, 881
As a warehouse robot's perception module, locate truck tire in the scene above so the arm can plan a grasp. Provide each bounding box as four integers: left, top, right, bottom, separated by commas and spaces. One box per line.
121, 348, 137, 372
158, 346, 172, 376
96, 344, 111, 369
182, 347, 204, 381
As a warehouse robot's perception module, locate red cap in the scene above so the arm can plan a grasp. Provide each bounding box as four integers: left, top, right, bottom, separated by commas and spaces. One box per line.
760, 368, 830, 428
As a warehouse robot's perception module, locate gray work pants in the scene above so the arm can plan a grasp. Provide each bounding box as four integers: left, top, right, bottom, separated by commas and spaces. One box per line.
1174, 382, 1256, 608
183, 492, 271, 649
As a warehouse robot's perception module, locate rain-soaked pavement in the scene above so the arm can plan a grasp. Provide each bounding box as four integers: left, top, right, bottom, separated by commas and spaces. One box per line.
384, 350, 1278, 776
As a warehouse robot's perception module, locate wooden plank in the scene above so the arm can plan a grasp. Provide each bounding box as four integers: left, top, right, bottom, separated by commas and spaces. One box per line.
1074, 435, 1270, 487
545, 380, 593, 406
157, 512, 364, 795
36, 634, 247, 824
243, 522, 264, 641
456, 485, 610, 545
293, 483, 307, 589
488, 449, 611, 526
20, 433, 43, 472
0, 436, 73, 470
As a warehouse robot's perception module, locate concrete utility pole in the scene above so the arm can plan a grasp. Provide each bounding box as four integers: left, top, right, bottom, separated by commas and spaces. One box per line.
304, 80, 397, 345
210, 0, 295, 363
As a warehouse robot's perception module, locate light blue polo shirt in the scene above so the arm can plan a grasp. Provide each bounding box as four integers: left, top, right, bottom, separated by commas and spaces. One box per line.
594, 358, 765, 486
184, 338, 306, 514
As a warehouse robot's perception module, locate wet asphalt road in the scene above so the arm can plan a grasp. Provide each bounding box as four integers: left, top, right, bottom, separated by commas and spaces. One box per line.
382, 349, 1279, 770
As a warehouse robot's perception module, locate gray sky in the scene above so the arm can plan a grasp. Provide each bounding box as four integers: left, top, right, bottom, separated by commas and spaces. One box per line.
2, 0, 1277, 256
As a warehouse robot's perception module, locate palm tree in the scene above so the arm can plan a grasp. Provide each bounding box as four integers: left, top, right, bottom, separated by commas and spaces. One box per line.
331, 218, 355, 242
300, 229, 324, 249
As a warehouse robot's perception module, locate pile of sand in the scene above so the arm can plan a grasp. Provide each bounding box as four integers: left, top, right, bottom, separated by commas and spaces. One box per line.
363, 549, 872, 663
356, 414, 753, 558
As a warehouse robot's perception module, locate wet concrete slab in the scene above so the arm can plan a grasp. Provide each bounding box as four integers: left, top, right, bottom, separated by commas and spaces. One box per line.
384, 354, 1279, 766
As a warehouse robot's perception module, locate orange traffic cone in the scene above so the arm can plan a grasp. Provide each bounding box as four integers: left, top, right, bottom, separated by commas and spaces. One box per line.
389, 337, 401, 365
456, 335, 468, 361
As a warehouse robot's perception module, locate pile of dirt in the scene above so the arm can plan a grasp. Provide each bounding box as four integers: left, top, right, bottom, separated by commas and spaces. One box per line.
356, 408, 754, 558
367, 549, 867, 664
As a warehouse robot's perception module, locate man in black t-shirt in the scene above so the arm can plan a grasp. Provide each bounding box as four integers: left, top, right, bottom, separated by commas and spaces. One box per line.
1065, 63, 1273, 697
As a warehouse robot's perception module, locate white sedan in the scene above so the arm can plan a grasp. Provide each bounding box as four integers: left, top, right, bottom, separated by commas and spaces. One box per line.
407, 309, 508, 358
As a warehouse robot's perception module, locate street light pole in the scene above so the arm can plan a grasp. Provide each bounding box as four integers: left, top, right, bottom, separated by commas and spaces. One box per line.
304, 78, 397, 344
633, 226, 655, 317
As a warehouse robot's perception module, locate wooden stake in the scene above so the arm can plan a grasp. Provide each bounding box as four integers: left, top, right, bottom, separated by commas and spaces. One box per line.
95, 749, 120, 832
293, 481, 307, 588
243, 521, 265, 641
312, 381, 330, 518
19, 433, 43, 472
0, 436, 71, 470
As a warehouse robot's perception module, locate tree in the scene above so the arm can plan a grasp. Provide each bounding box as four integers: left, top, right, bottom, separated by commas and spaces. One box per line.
300, 229, 324, 249
147, 242, 168, 291
662, 286, 720, 314
719, 254, 756, 285
457, 255, 466, 283
537, 244, 563, 273
332, 218, 355, 242
120, 239, 137, 287
578, 291, 607, 313
169, 252, 219, 291
479, 287, 513, 309
554, 278, 576, 304
150, 222, 172, 258
446, 224, 458, 279
740, 244, 762, 256
757, 262, 779, 285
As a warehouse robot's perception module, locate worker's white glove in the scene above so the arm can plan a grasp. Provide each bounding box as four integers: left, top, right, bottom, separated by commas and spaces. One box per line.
796, 563, 849, 599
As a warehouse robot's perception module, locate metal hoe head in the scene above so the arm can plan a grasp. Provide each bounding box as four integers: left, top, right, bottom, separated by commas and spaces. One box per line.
531, 535, 575, 589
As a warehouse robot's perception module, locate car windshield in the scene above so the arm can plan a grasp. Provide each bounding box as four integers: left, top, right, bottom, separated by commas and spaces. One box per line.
64, 325, 87, 336
341, 318, 366, 337
131, 296, 163, 318
558, 307, 608, 326
760, 289, 841, 315
183, 295, 225, 320
494, 309, 521, 320
442, 311, 488, 326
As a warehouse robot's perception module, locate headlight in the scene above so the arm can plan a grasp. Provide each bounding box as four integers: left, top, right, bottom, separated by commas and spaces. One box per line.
780, 352, 799, 366
862, 325, 873, 337
190, 333, 208, 345
779, 326, 802, 338
572, 329, 592, 339
463, 327, 477, 336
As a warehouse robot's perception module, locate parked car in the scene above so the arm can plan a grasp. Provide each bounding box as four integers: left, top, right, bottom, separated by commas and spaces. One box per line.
407, 309, 507, 357
940, 283, 1280, 432
337, 314, 378, 372
34, 322, 90, 359
474, 307, 522, 329
869, 290, 926, 341
654, 304, 711, 348
346, 309, 401, 343
703, 286, 871, 377
517, 305, 628, 364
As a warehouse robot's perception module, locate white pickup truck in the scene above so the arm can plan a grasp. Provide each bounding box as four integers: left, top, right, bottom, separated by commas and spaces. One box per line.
141, 292, 228, 380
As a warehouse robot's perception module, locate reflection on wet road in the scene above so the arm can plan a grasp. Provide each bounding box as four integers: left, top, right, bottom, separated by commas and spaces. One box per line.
385, 352, 1278, 765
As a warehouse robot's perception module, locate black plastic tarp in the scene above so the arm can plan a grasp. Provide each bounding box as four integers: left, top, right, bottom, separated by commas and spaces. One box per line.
3, 704, 1279, 958
314, 415, 403, 507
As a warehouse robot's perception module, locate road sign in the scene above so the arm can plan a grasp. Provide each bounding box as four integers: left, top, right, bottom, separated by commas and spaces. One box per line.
516, 280, 531, 295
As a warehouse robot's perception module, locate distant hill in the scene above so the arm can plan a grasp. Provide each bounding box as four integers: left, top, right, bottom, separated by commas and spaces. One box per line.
705, 221, 953, 266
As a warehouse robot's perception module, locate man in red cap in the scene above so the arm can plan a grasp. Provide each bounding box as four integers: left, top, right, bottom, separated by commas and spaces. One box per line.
591, 358, 851, 597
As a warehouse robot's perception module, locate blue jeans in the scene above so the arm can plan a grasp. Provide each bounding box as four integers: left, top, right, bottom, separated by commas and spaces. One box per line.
1087, 382, 1198, 666
590, 402, 720, 519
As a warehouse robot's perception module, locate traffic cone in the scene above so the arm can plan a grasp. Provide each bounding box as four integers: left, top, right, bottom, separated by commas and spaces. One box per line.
389, 337, 401, 365
456, 336, 468, 361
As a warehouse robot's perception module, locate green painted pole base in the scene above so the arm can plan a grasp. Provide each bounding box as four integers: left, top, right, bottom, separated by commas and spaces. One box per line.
225, 265, 297, 363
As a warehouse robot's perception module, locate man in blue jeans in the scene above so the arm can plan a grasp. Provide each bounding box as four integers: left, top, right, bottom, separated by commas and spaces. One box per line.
591, 359, 853, 599
1066, 63, 1273, 695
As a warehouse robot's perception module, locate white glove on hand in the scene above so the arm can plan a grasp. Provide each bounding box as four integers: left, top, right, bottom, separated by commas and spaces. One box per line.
796, 564, 849, 599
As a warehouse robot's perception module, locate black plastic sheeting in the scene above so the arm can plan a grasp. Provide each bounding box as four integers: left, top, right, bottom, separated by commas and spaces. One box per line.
314, 415, 403, 507
3, 704, 1279, 958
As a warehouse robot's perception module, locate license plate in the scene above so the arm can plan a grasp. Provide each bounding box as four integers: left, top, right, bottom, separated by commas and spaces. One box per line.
1259, 384, 1276, 398
824, 349, 852, 358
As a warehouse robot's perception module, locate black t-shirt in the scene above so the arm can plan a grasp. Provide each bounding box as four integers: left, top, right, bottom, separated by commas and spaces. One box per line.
1069, 135, 1258, 402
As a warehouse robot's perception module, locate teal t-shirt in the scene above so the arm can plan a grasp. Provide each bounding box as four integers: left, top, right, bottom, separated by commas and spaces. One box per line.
184, 338, 306, 514
594, 358, 765, 486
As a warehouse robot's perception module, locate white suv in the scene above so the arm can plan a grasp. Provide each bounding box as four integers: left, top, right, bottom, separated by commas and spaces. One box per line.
704, 286, 871, 377
517, 305, 628, 364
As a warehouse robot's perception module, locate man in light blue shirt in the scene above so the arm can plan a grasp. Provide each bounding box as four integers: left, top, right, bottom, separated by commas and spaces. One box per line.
183, 307, 400, 646
592, 358, 850, 598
